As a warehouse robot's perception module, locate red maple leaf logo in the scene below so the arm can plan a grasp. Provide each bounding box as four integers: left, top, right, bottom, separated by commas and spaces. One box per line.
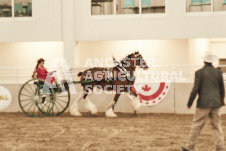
142, 84, 151, 91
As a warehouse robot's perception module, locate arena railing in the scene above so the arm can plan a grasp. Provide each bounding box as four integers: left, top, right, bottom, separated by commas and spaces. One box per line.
1, 65, 226, 84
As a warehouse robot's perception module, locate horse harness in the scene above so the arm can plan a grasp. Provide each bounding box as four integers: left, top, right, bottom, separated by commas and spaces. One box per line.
84, 60, 135, 84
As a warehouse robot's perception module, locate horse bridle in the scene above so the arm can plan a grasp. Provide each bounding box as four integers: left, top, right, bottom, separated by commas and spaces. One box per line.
135, 53, 148, 69
135, 54, 142, 58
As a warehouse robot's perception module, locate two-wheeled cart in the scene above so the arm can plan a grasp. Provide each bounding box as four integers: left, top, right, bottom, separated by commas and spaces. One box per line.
18, 78, 93, 117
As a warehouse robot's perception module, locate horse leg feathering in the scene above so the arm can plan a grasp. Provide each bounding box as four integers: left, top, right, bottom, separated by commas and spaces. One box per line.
69, 90, 84, 116
129, 89, 142, 114
105, 94, 120, 118
85, 95, 98, 115
132, 97, 142, 114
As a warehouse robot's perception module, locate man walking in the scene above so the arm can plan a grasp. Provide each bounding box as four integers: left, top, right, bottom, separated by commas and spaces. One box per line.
182, 53, 225, 151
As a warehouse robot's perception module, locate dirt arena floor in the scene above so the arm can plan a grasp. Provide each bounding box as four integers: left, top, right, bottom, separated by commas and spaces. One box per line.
1, 113, 226, 151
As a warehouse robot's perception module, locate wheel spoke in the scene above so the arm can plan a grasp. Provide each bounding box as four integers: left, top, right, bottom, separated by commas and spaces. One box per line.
32, 104, 36, 116
47, 99, 52, 112
22, 87, 34, 96
55, 92, 61, 96
42, 97, 52, 113
55, 100, 65, 109
33, 84, 38, 94
38, 107, 41, 116
56, 98, 68, 103
20, 94, 33, 98
20, 99, 33, 102
54, 102, 60, 113
26, 102, 35, 113
40, 101, 49, 111
22, 101, 34, 108
27, 83, 35, 94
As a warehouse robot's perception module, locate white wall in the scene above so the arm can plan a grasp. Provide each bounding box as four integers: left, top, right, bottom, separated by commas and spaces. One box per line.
1, 40, 225, 66
2, 39, 224, 70
211, 41, 226, 60
75, 0, 226, 41
0, 0, 62, 42
0, 0, 226, 42
186, 39, 226, 68
77, 40, 189, 67
0, 42, 64, 83
187, 39, 211, 78
0, 42, 63, 68
188, 39, 210, 66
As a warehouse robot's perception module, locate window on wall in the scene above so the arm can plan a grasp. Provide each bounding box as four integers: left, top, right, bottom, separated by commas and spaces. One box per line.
214, 0, 226, 11
0, 0, 32, 18
219, 59, 226, 73
91, 0, 114, 15
91, 0, 165, 15
186, 0, 226, 13
117, 0, 139, 14
142, 0, 165, 14
0, 0, 12, 17
14, 0, 32, 17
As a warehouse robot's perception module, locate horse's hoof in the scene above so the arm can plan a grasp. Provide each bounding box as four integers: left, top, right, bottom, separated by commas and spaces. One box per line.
132, 101, 142, 113
134, 110, 139, 115
70, 110, 82, 116
134, 110, 141, 115
106, 113, 117, 118
91, 109, 98, 115
85, 103, 98, 115
105, 108, 117, 118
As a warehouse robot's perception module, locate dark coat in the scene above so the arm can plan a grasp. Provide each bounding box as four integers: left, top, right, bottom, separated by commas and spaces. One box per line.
187, 64, 225, 108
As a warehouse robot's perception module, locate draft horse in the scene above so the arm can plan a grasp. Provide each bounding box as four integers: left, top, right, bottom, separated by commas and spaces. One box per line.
70, 51, 149, 117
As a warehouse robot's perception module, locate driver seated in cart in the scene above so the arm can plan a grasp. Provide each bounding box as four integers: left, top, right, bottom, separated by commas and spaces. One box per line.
32, 58, 58, 93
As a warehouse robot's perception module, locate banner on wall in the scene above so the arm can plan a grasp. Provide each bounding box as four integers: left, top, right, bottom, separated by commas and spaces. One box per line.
0, 86, 12, 111
127, 82, 170, 107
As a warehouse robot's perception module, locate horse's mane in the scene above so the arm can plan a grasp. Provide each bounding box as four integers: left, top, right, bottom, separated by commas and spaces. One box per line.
120, 51, 139, 65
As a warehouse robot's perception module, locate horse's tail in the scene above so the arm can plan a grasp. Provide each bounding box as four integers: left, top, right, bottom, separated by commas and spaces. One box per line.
77, 72, 83, 77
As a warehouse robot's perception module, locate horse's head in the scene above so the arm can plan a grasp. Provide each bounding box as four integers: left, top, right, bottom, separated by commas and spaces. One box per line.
121, 51, 148, 70
131, 51, 148, 70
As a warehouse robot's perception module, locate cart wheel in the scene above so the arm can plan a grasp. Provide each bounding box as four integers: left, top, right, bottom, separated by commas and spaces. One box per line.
18, 78, 55, 117
48, 87, 70, 116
